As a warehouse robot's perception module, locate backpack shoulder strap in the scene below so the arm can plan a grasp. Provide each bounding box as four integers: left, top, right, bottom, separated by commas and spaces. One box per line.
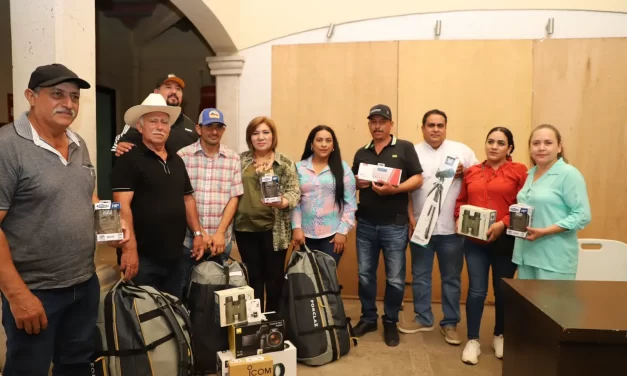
145, 289, 194, 376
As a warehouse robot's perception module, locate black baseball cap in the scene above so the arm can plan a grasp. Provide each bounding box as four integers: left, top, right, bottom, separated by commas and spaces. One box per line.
28, 64, 91, 90
367, 104, 392, 121
155, 73, 186, 89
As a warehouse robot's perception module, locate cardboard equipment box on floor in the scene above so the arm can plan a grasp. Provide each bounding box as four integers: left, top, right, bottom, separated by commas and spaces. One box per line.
411, 156, 460, 246
217, 340, 298, 376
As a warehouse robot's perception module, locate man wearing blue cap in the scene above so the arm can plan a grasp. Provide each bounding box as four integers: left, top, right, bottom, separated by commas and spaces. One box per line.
177, 108, 244, 294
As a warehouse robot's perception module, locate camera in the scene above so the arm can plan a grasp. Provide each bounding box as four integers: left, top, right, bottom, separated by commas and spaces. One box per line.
230, 319, 286, 358
258, 324, 284, 352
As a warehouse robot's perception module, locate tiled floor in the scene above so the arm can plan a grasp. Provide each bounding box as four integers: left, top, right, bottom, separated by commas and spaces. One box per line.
0, 246, 504, 375
0, 300, 503, 375
295, 300, 503, 376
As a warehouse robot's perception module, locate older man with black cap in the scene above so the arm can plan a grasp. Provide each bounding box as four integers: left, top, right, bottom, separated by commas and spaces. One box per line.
111, 73, 198, 156
111, 93, 206, 298
350, 104, 424, 347
0, 63, 130, 375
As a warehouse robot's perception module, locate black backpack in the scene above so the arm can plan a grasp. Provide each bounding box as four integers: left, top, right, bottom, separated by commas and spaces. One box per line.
185, 256, 248, 375
280, 246, 356, 366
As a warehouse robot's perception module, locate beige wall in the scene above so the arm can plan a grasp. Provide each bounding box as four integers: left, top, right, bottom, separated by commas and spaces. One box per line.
235, 0, 627, 48
0, 0, 11, 124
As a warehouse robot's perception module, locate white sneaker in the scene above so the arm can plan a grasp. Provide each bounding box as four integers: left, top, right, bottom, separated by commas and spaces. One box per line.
493, 335, 504, 359
461, 340, 481, 365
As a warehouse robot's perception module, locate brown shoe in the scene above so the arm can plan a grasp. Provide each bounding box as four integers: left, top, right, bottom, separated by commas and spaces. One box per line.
398, 317, 434, 334
440, 326, 461, 345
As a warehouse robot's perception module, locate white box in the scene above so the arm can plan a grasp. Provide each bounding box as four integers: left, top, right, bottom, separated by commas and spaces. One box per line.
94, 201, 123, 242
357, 163, 402, 186
411, 156, 460, 246
506, 204, 535, 238
457, 205, 497, 241
260, 175, 281, 203
215, 286, 254, 327
217, 340, 297, 376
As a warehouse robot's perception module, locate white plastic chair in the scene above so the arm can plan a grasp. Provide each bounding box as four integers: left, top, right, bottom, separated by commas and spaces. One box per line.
576, 238, 627, 281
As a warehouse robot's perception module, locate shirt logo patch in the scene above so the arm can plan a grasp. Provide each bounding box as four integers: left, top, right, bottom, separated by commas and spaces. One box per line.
392, 154, 398, 158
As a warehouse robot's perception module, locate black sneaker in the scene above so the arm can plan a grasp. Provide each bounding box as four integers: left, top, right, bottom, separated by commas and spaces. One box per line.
353, 320, 377, 337
383, 320, 400, 347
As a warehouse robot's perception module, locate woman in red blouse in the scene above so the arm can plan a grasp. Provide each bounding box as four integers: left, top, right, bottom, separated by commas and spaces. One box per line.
454, 127, 528, 365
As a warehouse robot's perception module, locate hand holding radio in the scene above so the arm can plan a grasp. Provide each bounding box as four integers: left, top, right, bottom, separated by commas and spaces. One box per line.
525, 226, 547, 241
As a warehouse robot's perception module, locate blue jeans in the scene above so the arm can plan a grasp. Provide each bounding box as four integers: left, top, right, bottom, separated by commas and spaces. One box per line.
465, 237, 517, 339
133, 252, 190, 299
410, 234, 464, 327
2, 274, 100, 376
356, 219, 408, 324
305, 235, 342, 266
180, 241, 233, 299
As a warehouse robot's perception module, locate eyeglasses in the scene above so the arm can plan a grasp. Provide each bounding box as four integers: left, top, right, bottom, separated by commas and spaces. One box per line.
368, 120, 390, 127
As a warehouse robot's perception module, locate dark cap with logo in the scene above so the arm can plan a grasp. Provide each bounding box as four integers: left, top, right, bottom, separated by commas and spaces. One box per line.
155, 73, 186, 89
367, 104, 392, 121
28, 64, 91, 90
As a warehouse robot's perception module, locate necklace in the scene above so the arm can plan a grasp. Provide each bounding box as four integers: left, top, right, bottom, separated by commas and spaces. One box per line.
253, 152, 274, 172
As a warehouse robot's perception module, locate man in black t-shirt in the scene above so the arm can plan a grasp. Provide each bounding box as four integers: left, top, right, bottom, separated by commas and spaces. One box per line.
111, 93, 206, 298
351, 104, 424, 347
111, 73, 198, 156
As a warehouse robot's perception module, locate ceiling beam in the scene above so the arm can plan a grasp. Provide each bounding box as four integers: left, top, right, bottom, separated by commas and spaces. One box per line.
133, 3, 183, 46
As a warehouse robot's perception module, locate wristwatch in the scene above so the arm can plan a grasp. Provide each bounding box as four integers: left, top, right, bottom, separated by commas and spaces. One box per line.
193, 231, 203, 237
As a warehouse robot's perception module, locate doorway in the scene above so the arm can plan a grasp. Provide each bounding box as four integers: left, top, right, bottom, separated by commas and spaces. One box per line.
96, 85, 116, 200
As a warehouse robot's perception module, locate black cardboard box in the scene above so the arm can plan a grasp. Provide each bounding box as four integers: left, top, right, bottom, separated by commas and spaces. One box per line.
229, 319, 285, 358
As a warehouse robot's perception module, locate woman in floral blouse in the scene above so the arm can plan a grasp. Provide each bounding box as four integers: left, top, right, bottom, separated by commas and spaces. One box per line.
291, 125, 357, 265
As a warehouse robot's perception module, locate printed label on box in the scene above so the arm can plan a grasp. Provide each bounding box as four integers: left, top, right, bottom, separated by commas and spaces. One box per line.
357, 163, 402, 186
457, 205, 497, 241
95, 201, 123, 242
411, 156, 460, 246
260, 175, 281, 203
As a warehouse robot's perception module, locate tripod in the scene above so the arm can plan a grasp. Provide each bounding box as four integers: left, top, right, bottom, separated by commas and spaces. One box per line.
423, 168, 456, 239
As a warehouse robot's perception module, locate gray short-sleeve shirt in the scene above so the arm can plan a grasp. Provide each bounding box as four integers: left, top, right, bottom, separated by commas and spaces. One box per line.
0, 112, 96, 289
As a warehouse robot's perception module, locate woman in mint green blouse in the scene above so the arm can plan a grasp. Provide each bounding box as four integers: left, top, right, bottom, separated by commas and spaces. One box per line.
512, 124, 591, 280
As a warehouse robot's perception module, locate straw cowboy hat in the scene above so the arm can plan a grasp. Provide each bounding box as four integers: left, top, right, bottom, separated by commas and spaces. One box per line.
124, 93, 181, 127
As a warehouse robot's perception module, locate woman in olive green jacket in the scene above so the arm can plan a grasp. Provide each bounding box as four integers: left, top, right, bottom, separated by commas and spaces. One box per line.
234, 116, 300, 312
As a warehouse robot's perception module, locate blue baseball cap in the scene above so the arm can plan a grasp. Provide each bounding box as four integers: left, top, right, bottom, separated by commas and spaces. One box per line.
198, 108, 226, 126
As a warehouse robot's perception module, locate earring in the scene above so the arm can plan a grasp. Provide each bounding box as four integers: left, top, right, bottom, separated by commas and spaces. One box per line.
310, 146, 313, 151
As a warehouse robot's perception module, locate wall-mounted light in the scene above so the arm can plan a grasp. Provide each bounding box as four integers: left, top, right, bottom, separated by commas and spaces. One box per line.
326, 23, 335, 39
546, 18, 555, 35
434, 20, 442, 37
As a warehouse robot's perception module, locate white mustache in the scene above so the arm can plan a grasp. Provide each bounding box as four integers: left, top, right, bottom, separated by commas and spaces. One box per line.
151, 131, 166, 136
54, 108, 75, 117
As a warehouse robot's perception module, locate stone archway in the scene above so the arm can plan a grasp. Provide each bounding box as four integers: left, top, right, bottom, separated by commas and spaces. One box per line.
170, 0, 244, 151
169, 0, 238, 54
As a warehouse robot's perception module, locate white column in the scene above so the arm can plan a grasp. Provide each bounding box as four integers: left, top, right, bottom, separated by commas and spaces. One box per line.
207, 55, 245, 151
10, 0, 117, 290
10, 0, 96, 147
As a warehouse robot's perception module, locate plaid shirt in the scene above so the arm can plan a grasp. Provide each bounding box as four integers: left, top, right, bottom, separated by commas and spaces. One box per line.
239, 151, 300, 251
178, 141, 243, 248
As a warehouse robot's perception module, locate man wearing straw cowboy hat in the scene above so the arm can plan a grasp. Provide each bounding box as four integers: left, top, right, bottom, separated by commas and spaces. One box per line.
111, 93, 206, 297
111, 73, 198, 156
